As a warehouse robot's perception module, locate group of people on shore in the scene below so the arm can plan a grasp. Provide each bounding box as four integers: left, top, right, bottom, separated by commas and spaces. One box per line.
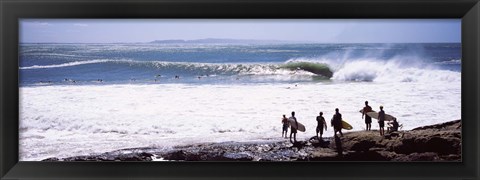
362, 101, 400, 136
281, 101, 400, 143
281, 108, 345, 143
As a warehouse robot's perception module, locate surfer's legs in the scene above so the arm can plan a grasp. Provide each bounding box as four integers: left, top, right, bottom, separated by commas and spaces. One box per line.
289, 132, 293, 143
289, 131, 297, 143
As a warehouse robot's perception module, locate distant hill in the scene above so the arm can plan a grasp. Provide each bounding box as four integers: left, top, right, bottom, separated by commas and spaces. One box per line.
150, 38, 297, 44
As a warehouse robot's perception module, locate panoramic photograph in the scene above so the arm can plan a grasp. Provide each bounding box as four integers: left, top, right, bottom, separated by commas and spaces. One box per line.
19, 19, 461, 161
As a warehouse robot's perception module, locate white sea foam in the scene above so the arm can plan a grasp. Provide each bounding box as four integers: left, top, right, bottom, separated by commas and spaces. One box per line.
435, 59, 462, 65
19, 79, 461, 161
20, 59, 116, 70
332, 60, 461, 82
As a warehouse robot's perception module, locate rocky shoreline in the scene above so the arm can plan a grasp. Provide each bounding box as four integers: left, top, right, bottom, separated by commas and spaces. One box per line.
43, 120, 461, 161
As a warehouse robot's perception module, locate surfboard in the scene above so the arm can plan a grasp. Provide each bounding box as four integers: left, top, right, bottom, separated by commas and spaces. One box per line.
366, 112, 395, 121
288, 118, 306, 132
359, 109, 376, 114
341, 120, 353, 130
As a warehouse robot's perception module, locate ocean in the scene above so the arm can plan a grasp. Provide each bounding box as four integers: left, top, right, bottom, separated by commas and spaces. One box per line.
19, 43, 461, 160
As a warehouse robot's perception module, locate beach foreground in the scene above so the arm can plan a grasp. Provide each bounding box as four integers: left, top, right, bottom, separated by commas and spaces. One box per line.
42, 120, 461, 161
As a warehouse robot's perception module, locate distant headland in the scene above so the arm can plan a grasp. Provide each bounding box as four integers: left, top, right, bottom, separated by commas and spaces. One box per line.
149, 38, 299, 44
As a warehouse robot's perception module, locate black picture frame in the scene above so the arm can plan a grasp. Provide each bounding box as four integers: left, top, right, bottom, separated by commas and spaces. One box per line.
1, 0, 479, 179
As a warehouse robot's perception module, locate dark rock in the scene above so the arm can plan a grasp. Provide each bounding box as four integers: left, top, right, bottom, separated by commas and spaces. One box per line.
163, 150, 187, 160
393, 152, 440, 161
350, 140, 376, 152
42, 157, 60, 161
344, 151, 390, 161
425, 137, 457, 155
222, 152, 253, 161
412, 120, 461, 131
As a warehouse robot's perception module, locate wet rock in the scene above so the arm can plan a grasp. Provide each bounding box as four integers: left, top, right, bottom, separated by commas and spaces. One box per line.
222, 152, 253, 161
163, 150, 187, 160
42, 157, 60, 161
393, 152, 440, 161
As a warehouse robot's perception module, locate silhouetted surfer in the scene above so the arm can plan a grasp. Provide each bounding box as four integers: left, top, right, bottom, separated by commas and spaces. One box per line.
316, 112, 327, 139
288, 111, 298, 143
281, 115, 289, 138
362, 101, 373, 131
387, 118, 399, 133
331, 108, 343, 137
378, 106, 386, 136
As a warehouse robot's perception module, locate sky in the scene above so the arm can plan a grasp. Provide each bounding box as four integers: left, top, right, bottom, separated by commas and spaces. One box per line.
20, 19, 461, 43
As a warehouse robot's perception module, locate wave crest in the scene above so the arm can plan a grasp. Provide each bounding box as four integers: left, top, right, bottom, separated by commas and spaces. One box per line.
332, 60, 461, 83
20, 59, 334, 77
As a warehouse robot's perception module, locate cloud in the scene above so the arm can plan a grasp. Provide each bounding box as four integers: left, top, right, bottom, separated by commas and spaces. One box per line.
73, 23, 88, 27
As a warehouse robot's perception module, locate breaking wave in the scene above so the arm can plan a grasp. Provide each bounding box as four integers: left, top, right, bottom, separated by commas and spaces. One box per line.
20, 57, 461, 83
20, 59, 334, 77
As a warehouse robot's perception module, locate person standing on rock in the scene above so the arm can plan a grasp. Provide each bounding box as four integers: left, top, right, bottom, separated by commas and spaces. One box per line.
316, 112, 327, 139
281, 114, 289, 138
331, 108, 343, 137
378, 106, 386, 136
362, 101, 373, 131
289, 111, 298, 143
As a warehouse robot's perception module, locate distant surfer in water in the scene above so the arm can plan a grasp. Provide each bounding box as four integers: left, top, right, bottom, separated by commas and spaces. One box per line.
378, 106, 386, 136
362, 101, 373, 131
281, 115, 289, 138
288, 111, 298, 143
316, 112, 327, 139
331, 108, 343, 137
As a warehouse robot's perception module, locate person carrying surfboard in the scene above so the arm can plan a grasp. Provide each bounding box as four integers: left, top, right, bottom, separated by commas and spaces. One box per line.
288, 111, 298, 143
281, 114, 289, 138
316, 112, 327, 139
331, 108, 343, 137
378, 106, 386, 136
362, 101, 373, 131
